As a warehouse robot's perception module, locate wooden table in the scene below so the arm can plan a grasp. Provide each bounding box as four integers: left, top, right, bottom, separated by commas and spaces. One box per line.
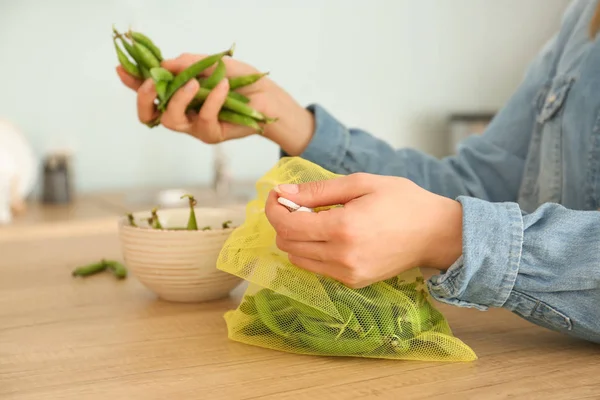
2, 230, 600, 399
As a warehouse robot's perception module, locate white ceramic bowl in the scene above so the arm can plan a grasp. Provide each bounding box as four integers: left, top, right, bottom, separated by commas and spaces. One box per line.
118, 206, 245, 303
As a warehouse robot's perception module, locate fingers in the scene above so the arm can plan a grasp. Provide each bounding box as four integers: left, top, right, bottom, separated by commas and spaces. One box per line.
274, 173, 377, 208
161, 53, 259, 78
161, 79, 199, 132
116, 66, 143, 91
276, 236, 327, 261
188, 78, 229, 143
136, 79, 159, 124
264, 191, 332, 241
161, 53, 204, 74
287, 254, 351, 284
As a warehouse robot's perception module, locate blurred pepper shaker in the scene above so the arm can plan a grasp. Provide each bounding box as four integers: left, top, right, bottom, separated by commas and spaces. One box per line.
42, 151, 73, 204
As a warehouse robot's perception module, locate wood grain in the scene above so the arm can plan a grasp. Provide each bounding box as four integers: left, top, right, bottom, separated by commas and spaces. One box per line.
1, 233, 599, 400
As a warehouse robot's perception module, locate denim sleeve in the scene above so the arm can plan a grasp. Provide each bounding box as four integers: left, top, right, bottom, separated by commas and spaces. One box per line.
427, 197, 600, 344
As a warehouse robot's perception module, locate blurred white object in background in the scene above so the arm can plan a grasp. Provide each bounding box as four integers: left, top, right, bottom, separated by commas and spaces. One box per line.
0, 119, 38, 224
212, 144, 231, 198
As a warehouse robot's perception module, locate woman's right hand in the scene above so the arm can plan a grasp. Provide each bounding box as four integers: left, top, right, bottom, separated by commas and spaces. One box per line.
116, 53, 315, 155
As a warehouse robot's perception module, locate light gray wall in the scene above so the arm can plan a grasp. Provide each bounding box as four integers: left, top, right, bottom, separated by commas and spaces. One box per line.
0, 0, 572, 193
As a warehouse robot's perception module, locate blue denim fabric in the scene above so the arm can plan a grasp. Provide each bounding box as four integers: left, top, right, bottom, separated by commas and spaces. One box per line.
288, 0, 600, 343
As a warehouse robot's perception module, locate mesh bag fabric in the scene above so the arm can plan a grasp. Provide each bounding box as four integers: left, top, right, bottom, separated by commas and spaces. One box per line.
217, 157, 477, 362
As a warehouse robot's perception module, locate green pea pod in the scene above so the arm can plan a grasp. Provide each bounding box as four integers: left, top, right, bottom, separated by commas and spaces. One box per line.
150, 67, 174, 82
198, 77, 250, 103
180, 194, 198, 230
407, 331, 477, 361
295, 328, 384, 356
155, 81, 168, 102
255, 289, 293, 337
126, 213, 137, 227
132, 40, 161, 69
127, 30, 163, 62
227, 91, 250, 104
228, 72, 269, 90
333, 301, 363, 338
160, 44, 235, 110
116, 35, 151, 79
259, 289, 292, 308
113, 38, 141, 79
334, 297, 381, 337
389, 334, 411, 353
298, 315, 338, 337
202, 59, 226, 89
193, 87, 275, 122
72, 261, 107, 277
105, 260, 128, 279
270, 298, 291, 312
372, 282, 421, 333
238, 317, 271, 337
186, 99, 264, 133
376, 303, 396, 336
150, 207, 163, 229
217, 110, 264, 134
139, 65, 151, 80
239, 298, 258, 316
287, 297, 338, 323
396, 314, 414, 338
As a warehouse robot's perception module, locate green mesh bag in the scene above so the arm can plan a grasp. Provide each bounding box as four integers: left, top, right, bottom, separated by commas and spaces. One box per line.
217, 157, 477, 362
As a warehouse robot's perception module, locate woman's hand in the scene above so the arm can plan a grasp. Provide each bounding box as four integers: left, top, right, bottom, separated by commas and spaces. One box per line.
116, 53, 314, 155
264, 173, 464, 289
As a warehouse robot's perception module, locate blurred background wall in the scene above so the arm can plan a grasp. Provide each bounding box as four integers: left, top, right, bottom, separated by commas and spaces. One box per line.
0, 0, 572, 194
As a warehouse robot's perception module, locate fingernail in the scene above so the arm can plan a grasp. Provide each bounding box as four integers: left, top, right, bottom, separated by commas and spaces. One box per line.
275, 184, 298, 194
218, 78, 229, 89
140, 79, 153, 92
184, 80, 197, 92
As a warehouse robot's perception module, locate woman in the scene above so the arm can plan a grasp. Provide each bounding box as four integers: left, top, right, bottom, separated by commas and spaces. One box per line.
117, 0, 600, 344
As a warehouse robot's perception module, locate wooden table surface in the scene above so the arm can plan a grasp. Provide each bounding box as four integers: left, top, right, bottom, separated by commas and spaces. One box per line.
2, 230, 600, 400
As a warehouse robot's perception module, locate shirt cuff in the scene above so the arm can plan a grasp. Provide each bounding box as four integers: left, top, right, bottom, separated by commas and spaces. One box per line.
279, 104, 350, 173
427, 196, 524, 311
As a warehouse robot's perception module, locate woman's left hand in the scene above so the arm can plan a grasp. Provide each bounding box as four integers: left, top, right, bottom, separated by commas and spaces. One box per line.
264, 173, 464, 288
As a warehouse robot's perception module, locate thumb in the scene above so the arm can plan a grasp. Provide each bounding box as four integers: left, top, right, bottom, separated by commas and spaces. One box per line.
273, 173, 375, 208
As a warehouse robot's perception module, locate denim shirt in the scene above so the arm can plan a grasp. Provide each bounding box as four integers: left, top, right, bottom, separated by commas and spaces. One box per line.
291, 0, 600, 344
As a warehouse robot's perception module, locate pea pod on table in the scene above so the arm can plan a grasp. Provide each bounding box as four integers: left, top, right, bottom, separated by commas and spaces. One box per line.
105, 260, 128, 279
72, 261, 107, 277
71, 259, 128, 280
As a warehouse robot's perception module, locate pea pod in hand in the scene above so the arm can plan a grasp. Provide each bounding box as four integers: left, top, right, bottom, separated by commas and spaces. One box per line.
132, 40, 161, 69
126, 30, 163, 62
113, 38, 141, 79
159, 44, 235, 111
202, 59, 226, 89
228, 72, 269, 90
72, 261, 107, 277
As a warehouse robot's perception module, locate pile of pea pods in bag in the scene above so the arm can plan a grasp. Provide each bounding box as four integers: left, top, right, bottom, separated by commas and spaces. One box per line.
111, 26, 275, 131
216, 157, 477, 362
